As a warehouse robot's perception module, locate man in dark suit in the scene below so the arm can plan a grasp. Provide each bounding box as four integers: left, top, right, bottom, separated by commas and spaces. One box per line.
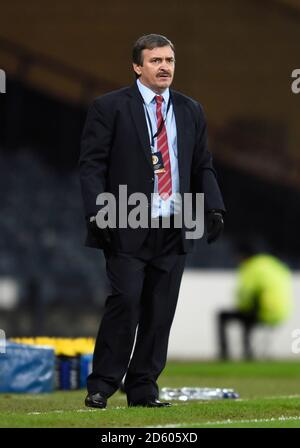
79, 34, 225, 409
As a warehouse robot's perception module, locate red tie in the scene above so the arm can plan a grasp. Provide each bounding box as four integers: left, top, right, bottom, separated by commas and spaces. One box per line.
155, 95, 172, 200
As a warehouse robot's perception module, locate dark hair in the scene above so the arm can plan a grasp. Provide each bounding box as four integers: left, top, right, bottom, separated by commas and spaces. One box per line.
132, 34, 175, 67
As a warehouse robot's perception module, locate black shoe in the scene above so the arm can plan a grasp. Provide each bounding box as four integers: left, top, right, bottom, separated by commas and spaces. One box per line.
128, 398, 172, 408
85, 392, 107, 409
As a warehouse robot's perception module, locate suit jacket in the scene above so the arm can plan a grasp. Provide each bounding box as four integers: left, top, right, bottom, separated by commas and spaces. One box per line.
79, 82, 225, 253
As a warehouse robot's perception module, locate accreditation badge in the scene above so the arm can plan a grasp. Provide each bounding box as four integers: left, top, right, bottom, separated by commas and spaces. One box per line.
152, 151, 165, 174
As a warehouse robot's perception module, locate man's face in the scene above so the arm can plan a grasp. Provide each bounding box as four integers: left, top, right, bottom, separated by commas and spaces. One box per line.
133, 46, 175, 93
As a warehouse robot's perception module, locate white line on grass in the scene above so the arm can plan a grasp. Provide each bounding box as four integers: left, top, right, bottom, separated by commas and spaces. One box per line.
24, 394, 300, 417
257, 394, 300, 400
146, 415, 300, 428
27, 409, 101, 415
26, 406, 130, 415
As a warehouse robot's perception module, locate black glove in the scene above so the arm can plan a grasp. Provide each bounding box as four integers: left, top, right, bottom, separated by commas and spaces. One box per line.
87, 216, 112, 250
206, 209, 224, 244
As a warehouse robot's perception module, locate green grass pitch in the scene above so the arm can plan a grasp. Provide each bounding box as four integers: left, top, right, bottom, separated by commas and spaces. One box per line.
1, 361, 300, 428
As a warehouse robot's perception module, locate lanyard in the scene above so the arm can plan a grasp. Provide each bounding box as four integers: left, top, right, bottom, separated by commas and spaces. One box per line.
144, 97, 171, 148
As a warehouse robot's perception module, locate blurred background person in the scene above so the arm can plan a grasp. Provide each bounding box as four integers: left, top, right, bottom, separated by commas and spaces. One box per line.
217, 240, 293, 360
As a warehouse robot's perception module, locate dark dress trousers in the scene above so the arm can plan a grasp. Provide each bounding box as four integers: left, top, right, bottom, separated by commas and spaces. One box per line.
79, 83, 225, 403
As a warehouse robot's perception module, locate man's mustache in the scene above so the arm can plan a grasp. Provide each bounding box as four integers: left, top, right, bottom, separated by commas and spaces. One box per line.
157, 71, 172, 77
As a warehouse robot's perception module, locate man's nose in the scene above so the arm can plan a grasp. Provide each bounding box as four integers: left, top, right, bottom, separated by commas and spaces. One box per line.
159, 60, 169, 71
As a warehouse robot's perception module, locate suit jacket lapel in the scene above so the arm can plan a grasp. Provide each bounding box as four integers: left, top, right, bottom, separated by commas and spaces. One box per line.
170, 90, 185, 189
128, 84, 153, 170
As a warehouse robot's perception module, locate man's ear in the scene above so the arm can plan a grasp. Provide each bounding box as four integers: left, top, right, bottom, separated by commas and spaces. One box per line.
133, 63, 142, 77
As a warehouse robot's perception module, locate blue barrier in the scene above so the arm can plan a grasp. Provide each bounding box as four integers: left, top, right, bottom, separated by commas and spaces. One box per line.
0, 342, 55, 393
80, 354, 93, 389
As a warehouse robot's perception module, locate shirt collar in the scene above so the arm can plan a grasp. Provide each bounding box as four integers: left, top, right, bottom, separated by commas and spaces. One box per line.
137, 79, 169, 106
